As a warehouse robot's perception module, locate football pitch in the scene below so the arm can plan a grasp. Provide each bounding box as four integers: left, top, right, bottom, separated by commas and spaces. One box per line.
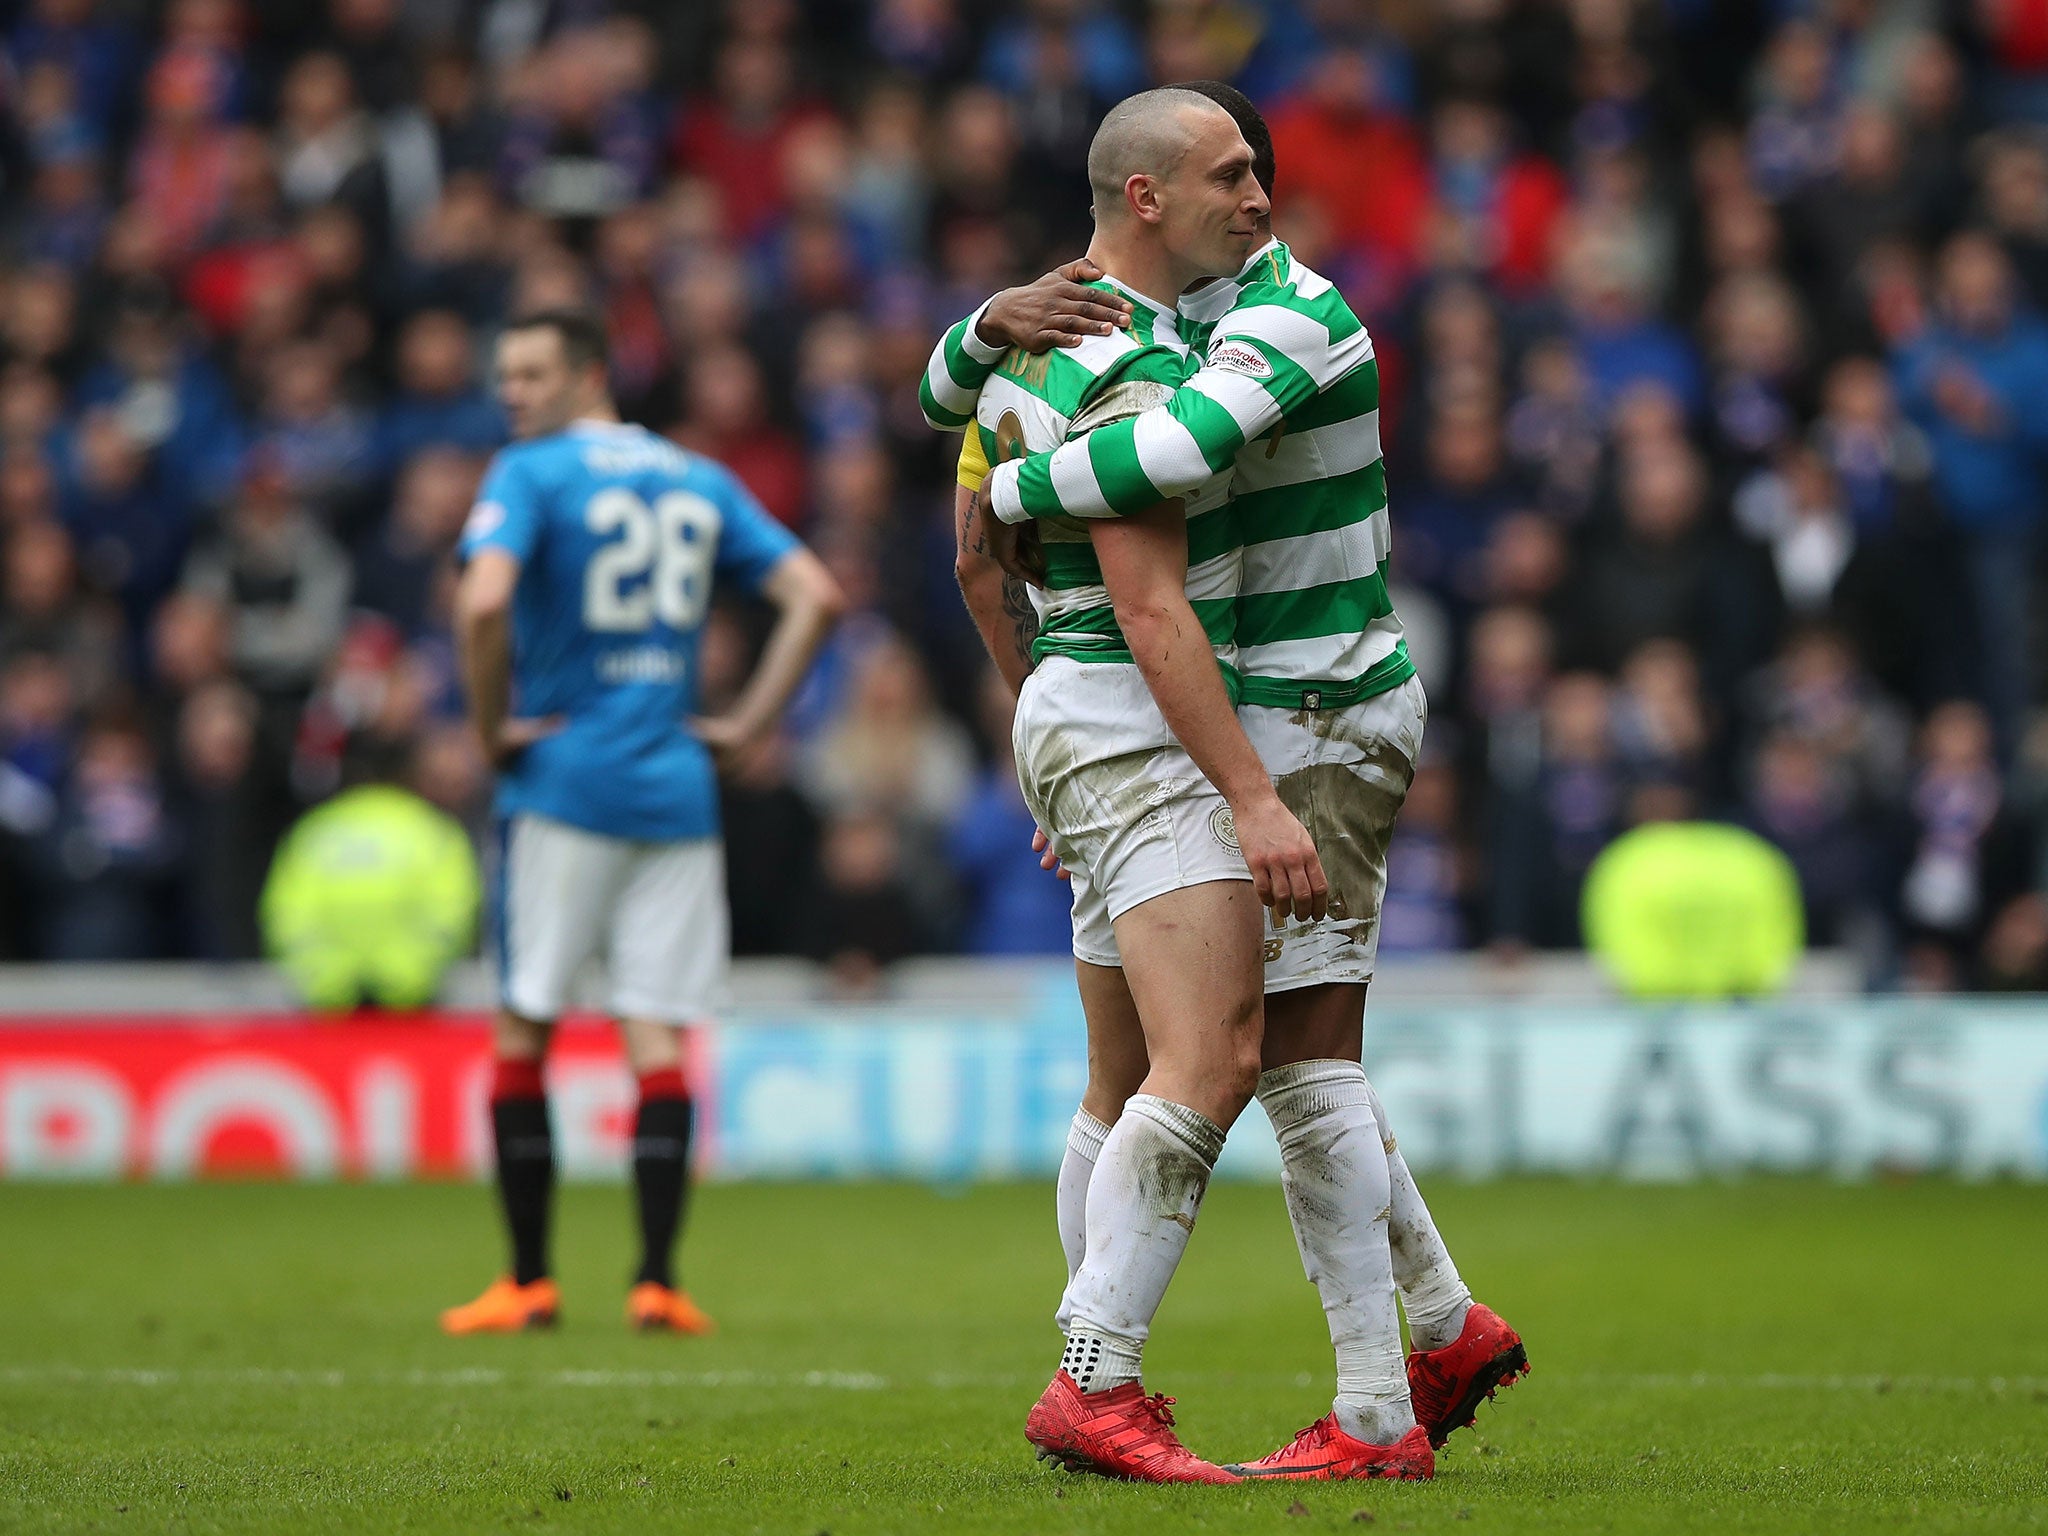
2, 1179, 2044, 1534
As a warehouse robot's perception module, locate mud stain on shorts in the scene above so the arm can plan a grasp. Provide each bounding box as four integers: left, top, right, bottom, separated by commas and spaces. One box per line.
1023, 718, 1180, 870
1288, 709, 1422, 767
1272, 753, 1413, 948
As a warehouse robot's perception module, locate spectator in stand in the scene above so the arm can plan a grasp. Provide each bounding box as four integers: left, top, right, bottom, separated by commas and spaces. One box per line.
1894, 231, 2048, 746
3, 264, 82, 383
1703, 269, 1809, 473
380, 47, 502, 237
0, 368, 65, 457
1567, 437, 1776, 696
353, 447, 479, 637
1504, 338, 1603, 521
985, 6, 1110, 258
128, 46, 237, 258
1790, 100, 1925, 302
398, 174, 513, 325
1475, 511, 1570, 622
58, 407, 190, 631
848, 82, 932, 267
1398, 402, 1520, 608
594, 204, 673, 418
671, 344, 806, 530
374, 309, 504, 477
982, 0, 1145, 106
1743, 728, 1871, 948
325, 0, 409, 115
179, 449, 350, 701
74, 292, 245, 514
1978, 130, 2048, 311
1488, 671, 1626, 950
0, 647, 73, 793
948, 669, 1070, 957
1266, 43, 1425, 285
1420, 96, 1568, 298
499, 21, 666, 223
7, 0, 139, 150
273, 52, 386, 238
1734, 442, 1856, 621
1611, 639, 1714, 802
255, 337, 376, 531
869, 0, 969, 82
1553, 213, 1704, 417
1748, 21, 1844, 204
798, 633, 975, 850
1743, 625, 1911, 812
170, 676, 264, 959
1802, 355, 1965, 704
925, 88, 1027, 287
12, 74, 111, 271
22, 712, 181, 959
0, 519, 118, 708
671, 34, 829, 244
1894, 701, 2037, 988
407, 719, 488, 838
1379, 753, 1469, 956
803, 810, 930, 993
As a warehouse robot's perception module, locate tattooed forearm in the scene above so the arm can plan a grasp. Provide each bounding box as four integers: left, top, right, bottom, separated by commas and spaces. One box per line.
1002, 575, 1038, 675
955, 483, 1032, 694
957, 493, 988, 557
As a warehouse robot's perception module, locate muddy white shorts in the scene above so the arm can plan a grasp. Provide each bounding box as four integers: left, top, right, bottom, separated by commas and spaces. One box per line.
492, 812, 728, 1023
1012, 655, 1251, 967
1241, 673, 1427, 991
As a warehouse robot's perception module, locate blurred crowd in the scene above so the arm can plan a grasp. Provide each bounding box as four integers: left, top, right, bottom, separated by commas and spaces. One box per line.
4, 0, 2048, 991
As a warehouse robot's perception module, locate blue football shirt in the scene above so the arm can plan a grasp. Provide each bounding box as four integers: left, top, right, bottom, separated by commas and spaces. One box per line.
458, 420, 799, 841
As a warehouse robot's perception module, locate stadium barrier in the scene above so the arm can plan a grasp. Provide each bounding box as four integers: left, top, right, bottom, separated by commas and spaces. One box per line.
2, 960, 2044, 1182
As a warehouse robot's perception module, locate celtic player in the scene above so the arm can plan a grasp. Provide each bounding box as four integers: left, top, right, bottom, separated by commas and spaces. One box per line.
952, 88, 1336, 1484
932, 83, 1527, 1478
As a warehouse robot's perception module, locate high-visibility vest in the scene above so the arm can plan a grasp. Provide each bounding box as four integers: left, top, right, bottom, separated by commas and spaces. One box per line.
260, 785, 480, 1010
1581, 821, 1805, 999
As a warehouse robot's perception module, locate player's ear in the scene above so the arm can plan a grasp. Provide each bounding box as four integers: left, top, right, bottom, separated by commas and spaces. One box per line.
1126, 173, 1164, 225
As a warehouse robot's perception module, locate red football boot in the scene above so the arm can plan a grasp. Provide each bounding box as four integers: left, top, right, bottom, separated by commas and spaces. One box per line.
1025, 1370, 1240, 1484
1227, 1417, 1434, 1481
1406, 1302, 1529, 1449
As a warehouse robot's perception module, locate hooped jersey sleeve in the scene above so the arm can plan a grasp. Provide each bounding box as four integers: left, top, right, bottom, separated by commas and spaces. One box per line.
919, 300, 1008, 431
986, 266, 1375, 525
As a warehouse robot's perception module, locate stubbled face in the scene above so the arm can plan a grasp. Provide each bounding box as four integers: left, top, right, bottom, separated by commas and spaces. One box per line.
495, 328, 593, 441
1152, 106, 1270, 281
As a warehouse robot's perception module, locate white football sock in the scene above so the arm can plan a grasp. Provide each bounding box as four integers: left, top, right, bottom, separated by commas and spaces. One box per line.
1056, 1094, 1224, 1394
1055, 1106, 1111, 1282
1363, 1075, 1472, 1352
1261, 1060, 1415, 1446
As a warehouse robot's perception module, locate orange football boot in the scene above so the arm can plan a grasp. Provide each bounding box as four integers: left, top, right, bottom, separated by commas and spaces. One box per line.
1227, 1416, 1434, 1481
439, 1276, 559, 1335
1025, 1370, 1240, 1483
626, 1282, 716, 1334
1407, 1303, 1529, 1448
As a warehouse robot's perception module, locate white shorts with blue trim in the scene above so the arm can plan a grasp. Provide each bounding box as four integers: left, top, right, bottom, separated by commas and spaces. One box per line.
493, 812, 727, 1023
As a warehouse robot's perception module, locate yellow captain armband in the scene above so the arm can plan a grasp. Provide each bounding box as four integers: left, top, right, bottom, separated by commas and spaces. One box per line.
956, 424, 990, 493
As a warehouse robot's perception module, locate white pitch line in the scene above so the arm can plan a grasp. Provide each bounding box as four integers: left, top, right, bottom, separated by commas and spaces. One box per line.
3, 1367, 2045, 1394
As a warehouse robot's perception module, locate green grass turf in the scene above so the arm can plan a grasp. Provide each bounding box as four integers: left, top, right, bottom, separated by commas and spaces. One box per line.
2, 1179, 2045, 1534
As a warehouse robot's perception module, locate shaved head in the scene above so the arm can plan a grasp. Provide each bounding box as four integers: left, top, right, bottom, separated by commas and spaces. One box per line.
1086, 87, 1232, 218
